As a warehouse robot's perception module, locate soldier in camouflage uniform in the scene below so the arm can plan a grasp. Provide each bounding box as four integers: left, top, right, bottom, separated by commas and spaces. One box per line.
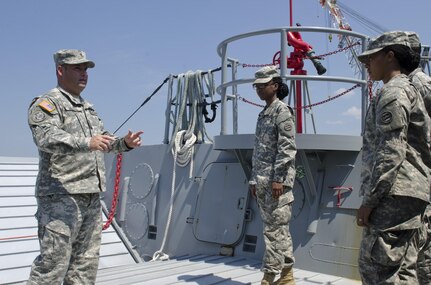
405, 32, 431, 285
249, 66, 297, 285
27, 49, 143, 285
357, 31, 431, 285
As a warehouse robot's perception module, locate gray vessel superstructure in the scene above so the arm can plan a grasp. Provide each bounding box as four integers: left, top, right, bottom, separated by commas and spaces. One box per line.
101, 26, 368, 284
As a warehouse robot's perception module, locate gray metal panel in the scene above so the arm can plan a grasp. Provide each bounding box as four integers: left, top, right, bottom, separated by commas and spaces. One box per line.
104, 144, 235, 262
213, 134, 255, 150
296, 134, 362, 151
213, 134, 362, 151
193, 163, 248, 245
319, 151, 362, 210
0, 157, 136, 285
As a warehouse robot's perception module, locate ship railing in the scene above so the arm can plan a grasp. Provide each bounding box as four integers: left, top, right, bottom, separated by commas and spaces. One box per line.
216, 26, 369, 135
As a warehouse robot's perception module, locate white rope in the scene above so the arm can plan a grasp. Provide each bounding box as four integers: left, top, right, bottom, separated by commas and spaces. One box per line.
152, 70, 219, 262
172, 130, 196, 168
170, 71, 205, 170
152, 129, 197, 261
171, 70, 213, 144
151, 149, 177, 262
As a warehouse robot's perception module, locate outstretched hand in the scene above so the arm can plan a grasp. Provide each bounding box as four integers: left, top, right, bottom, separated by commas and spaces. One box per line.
124, 130, 144, 149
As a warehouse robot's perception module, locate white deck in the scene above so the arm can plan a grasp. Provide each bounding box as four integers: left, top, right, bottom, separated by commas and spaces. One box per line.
0, 157, 136, 285
0, 157, 361, 285
96, 254, 361, 284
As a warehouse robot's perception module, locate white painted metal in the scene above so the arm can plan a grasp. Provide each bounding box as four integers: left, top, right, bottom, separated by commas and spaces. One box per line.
0, 157, 136, 285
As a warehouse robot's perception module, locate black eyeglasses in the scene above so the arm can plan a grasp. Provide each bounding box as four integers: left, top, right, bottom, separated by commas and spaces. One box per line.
252, 82, 275, 90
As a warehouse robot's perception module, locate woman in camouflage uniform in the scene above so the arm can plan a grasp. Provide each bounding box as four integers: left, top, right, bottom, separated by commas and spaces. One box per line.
404, 31, 431, 285
249, 66, 297, 285
357, 31, 431, 285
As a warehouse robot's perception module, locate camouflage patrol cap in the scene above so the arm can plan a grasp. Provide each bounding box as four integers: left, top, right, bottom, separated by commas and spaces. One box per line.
406, 31, 421, 49
253, 66, 280, 84
53, 49, 95, 68
358, 31, 411, 63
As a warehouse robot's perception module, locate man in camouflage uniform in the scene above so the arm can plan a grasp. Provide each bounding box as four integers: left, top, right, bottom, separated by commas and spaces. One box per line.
249, 66, 297, 285
27, 49, 143, 284
357, 32, 431, 284
406, 32, 431, 285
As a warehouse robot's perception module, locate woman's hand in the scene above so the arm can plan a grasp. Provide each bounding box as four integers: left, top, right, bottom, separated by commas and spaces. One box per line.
249, 184, 257, 198
272, 182, 283, 199
357, 205, 373, 227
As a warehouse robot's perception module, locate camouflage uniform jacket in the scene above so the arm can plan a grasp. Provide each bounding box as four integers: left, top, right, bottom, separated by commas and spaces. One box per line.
250, 99, 296, 189
409, 67, 431, 116
409, 67, 431, 218
361, 74, 431, 208
28, 87, 131, 196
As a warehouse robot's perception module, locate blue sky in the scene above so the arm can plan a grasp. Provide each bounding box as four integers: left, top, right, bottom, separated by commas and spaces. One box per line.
1, 0, 430, 157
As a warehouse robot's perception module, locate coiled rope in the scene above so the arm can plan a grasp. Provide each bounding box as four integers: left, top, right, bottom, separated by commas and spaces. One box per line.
153, 70, 211, 261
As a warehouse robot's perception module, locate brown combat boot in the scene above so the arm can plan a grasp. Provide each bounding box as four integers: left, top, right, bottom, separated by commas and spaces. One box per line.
261, 272, 276, 285
275, 268, 295, 285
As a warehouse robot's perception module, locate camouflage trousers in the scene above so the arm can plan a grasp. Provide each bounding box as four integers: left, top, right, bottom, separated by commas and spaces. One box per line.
256, 184, 294, 274
27, 193, 102, 285
359, 196, 427, 285
417, 209, 431, 285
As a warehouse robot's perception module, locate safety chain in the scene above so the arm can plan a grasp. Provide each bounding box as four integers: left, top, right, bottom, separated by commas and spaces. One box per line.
240, 41, 361, 67
302, 84, 360, 109
241, 63, 277, 68
368, 77, 374, 100
103, 153, 123, 230
306, 41, 361, 59
238, 84, 360, 109
237, 95, 265, 108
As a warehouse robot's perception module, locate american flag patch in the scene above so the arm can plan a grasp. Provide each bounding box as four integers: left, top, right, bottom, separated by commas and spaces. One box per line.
38, 100, 55, 112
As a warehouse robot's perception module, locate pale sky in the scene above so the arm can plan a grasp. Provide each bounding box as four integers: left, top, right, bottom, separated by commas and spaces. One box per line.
1, 0, 430, 157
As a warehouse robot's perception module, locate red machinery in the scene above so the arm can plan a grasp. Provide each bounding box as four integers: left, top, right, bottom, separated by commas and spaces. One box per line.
273, 26, 327, 133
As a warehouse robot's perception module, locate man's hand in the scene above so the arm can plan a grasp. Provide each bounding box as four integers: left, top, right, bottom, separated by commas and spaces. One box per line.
357, 205, 373, 227
89, 135, 115, 152
272, 182, 283, 199
124, 130, 144, 149
249, 184, 256, 199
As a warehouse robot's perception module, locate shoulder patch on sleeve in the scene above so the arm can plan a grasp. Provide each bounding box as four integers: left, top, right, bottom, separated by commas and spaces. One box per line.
379, 111, 393, 125
283, 122, 294, 132
276, 108, 295, 136
31, 111, 47, 123
38, 99, 56, 113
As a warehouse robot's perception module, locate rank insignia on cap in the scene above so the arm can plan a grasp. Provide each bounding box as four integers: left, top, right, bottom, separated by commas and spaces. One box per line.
38, 100, 55, 112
